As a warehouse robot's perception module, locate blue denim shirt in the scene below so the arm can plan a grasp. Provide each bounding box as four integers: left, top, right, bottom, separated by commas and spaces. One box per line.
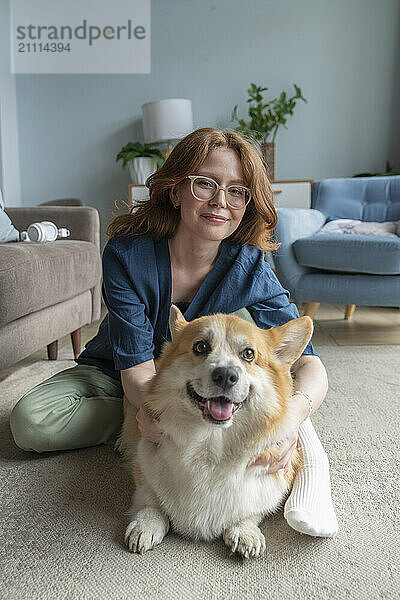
75, 234, 318, 381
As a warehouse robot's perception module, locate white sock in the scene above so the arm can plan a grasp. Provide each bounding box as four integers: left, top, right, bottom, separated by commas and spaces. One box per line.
284, 417, 339, 537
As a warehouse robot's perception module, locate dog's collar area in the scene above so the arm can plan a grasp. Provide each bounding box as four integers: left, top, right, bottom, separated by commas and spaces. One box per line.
186, 381, 243, 423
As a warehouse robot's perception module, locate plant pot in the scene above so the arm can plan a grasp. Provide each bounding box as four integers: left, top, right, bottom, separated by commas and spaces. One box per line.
128, 157, 157, 184
261, 142, 275, 182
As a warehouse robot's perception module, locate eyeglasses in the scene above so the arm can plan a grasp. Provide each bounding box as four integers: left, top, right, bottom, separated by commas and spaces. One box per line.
187, 175, 252, 210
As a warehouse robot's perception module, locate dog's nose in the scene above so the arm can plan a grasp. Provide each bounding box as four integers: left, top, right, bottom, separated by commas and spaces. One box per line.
211, 367, 239, 390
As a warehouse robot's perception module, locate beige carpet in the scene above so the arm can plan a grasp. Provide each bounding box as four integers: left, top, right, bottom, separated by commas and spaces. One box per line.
1, 344, 399, 600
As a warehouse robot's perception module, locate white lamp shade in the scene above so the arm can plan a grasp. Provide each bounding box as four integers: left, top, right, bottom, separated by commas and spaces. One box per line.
142, 98, 193, 144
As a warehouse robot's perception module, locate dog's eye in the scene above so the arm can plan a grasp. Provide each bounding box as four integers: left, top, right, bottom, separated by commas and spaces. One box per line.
193, 340, 210, 355
241, 347, 255, 361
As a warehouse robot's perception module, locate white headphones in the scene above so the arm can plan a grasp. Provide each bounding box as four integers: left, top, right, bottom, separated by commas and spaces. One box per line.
21, 221, 70, 242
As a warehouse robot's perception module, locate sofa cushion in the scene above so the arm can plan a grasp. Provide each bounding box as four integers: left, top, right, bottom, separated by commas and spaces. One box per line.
311, 176, 400, 222
293, 234, 400, 275
0, 240, 101, 326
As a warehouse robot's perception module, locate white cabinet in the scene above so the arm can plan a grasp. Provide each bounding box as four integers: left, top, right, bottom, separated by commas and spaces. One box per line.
270, 180, 313, 209
129, 184, 149, 211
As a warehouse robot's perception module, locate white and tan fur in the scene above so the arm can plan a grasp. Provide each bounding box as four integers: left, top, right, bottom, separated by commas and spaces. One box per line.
116, 306, 313, 559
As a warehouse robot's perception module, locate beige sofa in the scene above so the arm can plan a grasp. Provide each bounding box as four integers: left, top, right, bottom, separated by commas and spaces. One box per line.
0, 204, 102, 370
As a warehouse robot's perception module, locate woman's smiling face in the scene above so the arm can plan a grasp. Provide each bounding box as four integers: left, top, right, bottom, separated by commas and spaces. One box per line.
170, 147, 248, 243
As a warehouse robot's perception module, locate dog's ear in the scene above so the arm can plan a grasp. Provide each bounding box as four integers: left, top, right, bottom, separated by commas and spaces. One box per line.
169, 304, 187, 340
266, 316, 313, 367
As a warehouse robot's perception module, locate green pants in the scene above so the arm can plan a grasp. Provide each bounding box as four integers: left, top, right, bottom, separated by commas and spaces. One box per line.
9, 308, 255, 453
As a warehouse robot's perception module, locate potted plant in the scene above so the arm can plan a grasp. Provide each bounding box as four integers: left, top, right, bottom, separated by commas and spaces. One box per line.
231, 83, 307, 181
353, 160, 400, 177
116, 142, 165, 184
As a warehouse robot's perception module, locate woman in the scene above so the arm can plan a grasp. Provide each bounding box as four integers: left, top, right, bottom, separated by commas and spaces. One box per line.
10, 128, 338, 538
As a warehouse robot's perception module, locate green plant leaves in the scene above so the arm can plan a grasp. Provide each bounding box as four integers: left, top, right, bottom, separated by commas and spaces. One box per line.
116, 141, 165, 170
231, 83, 307, 143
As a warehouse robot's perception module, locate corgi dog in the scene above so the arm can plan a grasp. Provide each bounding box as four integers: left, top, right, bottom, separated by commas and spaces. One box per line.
116, 305, 313, 559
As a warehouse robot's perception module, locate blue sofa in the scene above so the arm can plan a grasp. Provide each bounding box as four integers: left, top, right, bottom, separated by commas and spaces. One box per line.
272, 176, 400, 319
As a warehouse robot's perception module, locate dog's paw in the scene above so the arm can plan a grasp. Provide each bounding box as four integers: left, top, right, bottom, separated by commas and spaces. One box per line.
124, 507, 169, 554
223, 520, 266, 559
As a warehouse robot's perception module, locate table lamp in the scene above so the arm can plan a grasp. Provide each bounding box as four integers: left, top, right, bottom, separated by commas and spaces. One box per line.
141, 98, 193, 157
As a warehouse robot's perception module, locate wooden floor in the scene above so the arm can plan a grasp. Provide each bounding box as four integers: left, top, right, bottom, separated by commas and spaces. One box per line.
299, 303, 400, 346
75, 302, 400, 354
2, 302, 399, 378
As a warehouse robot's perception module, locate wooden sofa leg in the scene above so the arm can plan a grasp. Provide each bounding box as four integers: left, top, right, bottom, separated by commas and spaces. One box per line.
47, 340, 58, 360
344, 304, 356, 320
303, 302, 320, 320
71, 328, 81, 358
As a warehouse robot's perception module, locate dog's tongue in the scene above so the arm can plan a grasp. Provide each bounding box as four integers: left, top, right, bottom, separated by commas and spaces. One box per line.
208, 398, 233, 420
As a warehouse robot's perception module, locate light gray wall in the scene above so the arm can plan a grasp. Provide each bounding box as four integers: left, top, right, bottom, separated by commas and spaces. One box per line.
0, 0, 21, 206
10, 0, 400, 248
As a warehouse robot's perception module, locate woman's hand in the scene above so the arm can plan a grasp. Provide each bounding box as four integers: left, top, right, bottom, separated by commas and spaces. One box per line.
254, 390, 309, 473
136, 404, 164, 444
248, 426, 300, 474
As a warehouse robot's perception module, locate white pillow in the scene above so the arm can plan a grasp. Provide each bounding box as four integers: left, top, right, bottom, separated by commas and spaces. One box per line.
317, 218, 399, 238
